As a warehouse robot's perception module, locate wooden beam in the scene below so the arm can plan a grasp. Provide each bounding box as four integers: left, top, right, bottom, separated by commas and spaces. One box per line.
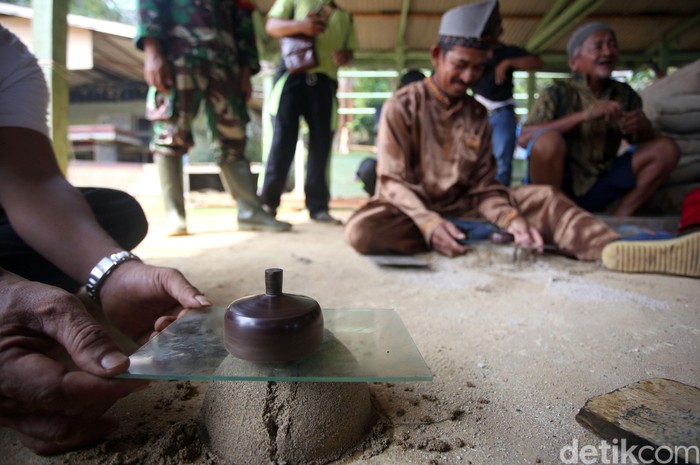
526, 0, 604, 53
646, 13, 700, 55
32, 0, 69, 173
394, 0, 410, 73
528, 0, 568, 40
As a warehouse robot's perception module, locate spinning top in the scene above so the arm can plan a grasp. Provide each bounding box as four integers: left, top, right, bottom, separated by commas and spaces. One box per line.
224, 268, 324, 363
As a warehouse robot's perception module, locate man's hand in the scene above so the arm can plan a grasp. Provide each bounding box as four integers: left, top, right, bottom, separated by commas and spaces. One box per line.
619, 108, 653, 141
0, 271, 149, 455
300, 14, 328, 36
143, 38, 172, 93
506, 216, 544, 253
587, 100, 623, 122
332, 49, 353, 67
240, 66, 253, 102
430, 220, 471, 257
98, 261, 211, 344
494, 59, 511, 85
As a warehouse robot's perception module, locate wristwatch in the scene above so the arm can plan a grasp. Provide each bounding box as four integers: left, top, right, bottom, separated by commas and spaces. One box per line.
85, 251, 141, 301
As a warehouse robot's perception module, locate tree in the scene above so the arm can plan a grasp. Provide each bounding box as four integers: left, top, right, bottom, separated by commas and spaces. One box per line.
2, 0, 132, 23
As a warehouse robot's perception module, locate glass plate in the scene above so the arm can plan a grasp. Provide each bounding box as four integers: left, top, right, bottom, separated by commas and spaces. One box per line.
120, 307, 432, 383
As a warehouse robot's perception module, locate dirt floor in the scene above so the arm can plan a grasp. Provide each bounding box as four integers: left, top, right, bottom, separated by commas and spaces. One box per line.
1, 194, 699, 465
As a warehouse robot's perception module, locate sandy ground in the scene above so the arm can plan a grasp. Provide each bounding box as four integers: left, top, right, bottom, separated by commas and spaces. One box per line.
1, 196, 699, 465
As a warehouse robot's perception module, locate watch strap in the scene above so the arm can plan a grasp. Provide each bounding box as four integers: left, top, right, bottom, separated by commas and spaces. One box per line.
85, 251, 141, 301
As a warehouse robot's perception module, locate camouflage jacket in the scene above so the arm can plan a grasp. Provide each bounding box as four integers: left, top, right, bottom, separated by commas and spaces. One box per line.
136, 0, 260, 74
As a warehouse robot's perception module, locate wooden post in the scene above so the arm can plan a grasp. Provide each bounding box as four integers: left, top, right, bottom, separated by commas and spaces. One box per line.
32, 0, 70, 173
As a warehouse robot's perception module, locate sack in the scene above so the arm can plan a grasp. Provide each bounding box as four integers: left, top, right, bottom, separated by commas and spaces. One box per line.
280, 34, 317, 74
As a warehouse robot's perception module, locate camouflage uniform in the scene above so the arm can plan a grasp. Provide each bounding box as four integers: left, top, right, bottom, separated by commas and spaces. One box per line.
136, 0, 260, 164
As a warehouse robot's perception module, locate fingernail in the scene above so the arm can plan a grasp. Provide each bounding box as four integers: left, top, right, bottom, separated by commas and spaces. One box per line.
195, 295, 212, 306
101, 352, 129, 371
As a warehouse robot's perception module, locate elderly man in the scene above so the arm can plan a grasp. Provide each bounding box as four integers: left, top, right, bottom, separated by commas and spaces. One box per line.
519, 22, 679, 216
343, 1, 699, 278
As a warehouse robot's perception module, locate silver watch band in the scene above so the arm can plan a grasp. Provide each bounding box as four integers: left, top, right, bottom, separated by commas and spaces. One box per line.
85, 251, 141, 301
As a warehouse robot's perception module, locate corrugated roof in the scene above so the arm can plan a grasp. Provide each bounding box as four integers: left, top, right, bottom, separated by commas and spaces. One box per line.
2, 0, 699, 90
259, 0, 700, 70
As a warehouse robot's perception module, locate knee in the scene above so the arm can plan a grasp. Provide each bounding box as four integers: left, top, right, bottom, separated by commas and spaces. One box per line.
656, 136, 681, 170
529, 130, 566, 164
344, 220, 372, 255
638, 135, 681, 174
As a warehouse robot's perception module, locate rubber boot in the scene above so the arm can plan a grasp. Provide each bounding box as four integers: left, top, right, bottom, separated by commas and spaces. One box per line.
219, 158, 291, 232
155, 154, 188, 236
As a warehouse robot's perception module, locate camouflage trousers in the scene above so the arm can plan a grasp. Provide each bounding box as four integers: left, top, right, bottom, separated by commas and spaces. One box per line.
148, 55, 249, 164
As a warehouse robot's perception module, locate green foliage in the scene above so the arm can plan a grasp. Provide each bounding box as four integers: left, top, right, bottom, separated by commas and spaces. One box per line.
344, 72, 397, 144
3, 0, 132, 22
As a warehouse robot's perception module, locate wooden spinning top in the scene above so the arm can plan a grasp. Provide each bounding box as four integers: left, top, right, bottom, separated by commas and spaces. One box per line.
224, 268, 324, 362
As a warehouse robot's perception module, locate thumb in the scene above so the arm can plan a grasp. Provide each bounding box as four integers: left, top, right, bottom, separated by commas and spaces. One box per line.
158, 267, 212, 309
47, 298, 129, 377
444, 221, 466, 240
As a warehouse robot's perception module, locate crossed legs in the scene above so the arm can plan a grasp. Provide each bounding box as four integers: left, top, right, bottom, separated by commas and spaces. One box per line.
527, 130, 679, 215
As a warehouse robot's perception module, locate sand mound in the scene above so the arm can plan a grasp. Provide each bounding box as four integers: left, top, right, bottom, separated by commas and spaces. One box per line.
201, 356, 376, 464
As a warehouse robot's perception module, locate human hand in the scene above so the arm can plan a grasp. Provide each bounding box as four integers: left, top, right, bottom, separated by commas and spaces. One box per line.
494, 59, 510, 85
0, 270, 149, 455
506, 216, 544, 253
300, 14, 328, 36
240, 66, 253, 101
98, 261, 211, 344
332, 49, 353, 67
143, 38, 172, 93
586, 100, 623, 122
619, 109, 652, 140
430, 220, 471, 257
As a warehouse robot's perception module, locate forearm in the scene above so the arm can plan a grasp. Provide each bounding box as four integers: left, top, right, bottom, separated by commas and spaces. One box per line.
265, 17, 307, 37
507, 55, 543, 72
520, 111, 585, 146
0, 129, 122, 284
8, 179, 121, 283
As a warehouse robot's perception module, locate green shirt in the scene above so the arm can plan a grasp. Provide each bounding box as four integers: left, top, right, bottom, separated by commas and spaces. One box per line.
268, 0, 358, 81
524, 73, 642, 197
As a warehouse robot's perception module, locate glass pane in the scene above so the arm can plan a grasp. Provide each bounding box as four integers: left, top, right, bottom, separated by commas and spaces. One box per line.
120, 308, 432, 382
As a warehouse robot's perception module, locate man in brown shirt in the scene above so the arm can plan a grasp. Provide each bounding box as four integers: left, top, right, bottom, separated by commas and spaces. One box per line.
344, 1, 698, 277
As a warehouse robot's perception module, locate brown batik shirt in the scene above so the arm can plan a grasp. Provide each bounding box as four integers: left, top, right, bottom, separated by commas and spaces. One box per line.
524, 73, 643, 197
375, 78, 518, 243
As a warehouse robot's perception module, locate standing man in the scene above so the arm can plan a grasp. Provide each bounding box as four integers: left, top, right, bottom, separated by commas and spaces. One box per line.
136, 0, 291, 235
519, 22, 679, 216
472, 2, 543, 186
260, 0, 358, 223
343, 1, 698, 278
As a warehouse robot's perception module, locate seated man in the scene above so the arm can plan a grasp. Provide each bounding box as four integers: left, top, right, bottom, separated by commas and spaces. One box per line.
343, 1, 698, 278
0, 25, 210, 454
519, 22, 679, 216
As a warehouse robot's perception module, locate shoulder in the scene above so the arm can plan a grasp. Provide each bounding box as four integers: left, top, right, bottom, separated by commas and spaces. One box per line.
0, 26, 50, 137
383, 81, 426, 122
267, 0, 294, 18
